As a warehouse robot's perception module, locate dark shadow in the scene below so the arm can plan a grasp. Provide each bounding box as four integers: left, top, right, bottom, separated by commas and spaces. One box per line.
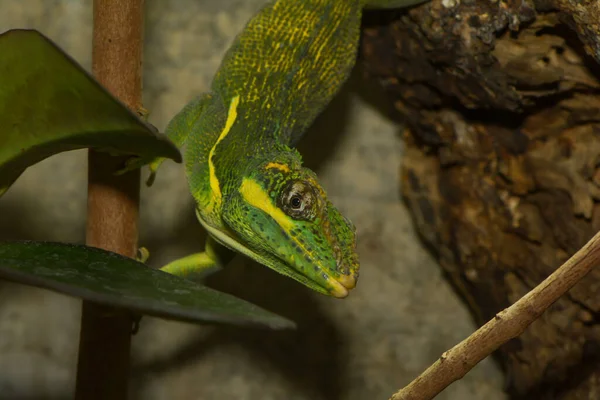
358, 10, 414, 123
0, 196, 48, 293
534, 23, 600, 80
207, 258, 345, 400
508, 341, 600, 399
0, 197, 41, 241
4, 395, 72, 400
296, 70, 353, 173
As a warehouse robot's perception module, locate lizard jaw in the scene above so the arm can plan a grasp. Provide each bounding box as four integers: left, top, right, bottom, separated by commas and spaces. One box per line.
197, 211, 349, 296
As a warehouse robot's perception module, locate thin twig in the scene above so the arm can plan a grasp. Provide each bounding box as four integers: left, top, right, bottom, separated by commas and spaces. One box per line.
75, 0, 144, 399
390, 229, 600, 400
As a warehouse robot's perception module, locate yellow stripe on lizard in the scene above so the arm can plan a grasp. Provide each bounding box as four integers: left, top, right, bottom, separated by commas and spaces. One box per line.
239, 177, 294, 231
208, 95, 240, 205
239, 177, 320, 263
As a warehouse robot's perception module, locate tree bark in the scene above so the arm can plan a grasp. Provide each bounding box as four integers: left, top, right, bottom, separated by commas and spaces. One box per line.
360, 1, 600, 398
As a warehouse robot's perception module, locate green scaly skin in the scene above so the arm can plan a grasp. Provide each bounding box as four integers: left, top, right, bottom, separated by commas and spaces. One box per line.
131, 0, 428, 298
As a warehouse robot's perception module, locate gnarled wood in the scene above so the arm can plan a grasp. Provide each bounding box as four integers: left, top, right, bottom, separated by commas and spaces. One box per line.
361, 0, 600, 398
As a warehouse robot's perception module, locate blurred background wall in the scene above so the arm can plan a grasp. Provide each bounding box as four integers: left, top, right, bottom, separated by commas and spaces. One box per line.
0, 1, 506, 399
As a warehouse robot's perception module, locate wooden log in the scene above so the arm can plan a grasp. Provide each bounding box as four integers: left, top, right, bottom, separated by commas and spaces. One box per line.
361, 1, 600, 398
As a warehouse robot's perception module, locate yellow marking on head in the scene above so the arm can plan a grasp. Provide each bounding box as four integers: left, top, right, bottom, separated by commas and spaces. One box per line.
208, 95, 240, 205
239, 178, 293, 231
265, 162, 290, 173
239, 178, 326, 267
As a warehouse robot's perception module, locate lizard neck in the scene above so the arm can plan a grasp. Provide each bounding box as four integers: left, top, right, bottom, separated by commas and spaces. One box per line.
211, 0, 365, 147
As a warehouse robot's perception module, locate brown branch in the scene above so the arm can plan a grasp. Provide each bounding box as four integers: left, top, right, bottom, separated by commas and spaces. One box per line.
390, 229, 600, 400
75, 0, 144, 399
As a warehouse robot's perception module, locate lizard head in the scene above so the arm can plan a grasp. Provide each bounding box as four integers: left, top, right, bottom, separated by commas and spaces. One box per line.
221, 150, 359, 298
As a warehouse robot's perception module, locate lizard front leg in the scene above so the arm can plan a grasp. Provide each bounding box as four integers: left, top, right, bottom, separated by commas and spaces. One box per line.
159, 236, 235, 280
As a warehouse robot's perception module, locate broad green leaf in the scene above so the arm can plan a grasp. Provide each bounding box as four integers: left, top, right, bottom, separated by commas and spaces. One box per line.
0, 241, 294, 329
0, 29, 182, 196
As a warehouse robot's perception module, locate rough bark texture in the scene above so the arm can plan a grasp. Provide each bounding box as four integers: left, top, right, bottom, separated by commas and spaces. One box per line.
360, 0, 600, 398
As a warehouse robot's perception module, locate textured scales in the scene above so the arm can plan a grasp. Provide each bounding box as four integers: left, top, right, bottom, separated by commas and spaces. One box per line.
152, 0, 428, 298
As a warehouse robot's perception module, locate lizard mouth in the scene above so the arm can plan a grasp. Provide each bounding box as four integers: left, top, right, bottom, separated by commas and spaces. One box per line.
196, 210, 358, 298
327, 273, 357, 299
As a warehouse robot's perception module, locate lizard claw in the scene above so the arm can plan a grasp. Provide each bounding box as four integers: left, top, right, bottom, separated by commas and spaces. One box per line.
136, 106, 150, 121
115, 156, 164, 187
136, 246, 150, 263
145, 158, 164, 186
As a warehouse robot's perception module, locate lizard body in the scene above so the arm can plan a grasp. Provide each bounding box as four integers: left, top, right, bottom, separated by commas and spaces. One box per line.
138, 0, 428, 297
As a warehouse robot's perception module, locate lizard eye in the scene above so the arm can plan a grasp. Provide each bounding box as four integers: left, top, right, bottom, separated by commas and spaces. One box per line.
290, 195, 303, 209
279, 180, 318, 220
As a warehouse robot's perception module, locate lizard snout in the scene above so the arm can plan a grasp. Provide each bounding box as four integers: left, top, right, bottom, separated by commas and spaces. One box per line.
337, 274, 357, 290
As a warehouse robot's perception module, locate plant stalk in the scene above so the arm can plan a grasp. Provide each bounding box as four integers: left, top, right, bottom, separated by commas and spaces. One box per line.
75, 0, 144, 399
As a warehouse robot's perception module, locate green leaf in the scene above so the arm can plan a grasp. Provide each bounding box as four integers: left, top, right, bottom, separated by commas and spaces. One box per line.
0, 241, 294, 329
0, 29, 182, 196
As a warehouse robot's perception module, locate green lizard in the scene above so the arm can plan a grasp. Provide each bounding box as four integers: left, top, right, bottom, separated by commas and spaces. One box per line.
127, 0, 427, 298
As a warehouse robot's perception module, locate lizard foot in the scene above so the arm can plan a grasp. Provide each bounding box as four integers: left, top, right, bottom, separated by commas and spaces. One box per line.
136, 246, 150, 263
